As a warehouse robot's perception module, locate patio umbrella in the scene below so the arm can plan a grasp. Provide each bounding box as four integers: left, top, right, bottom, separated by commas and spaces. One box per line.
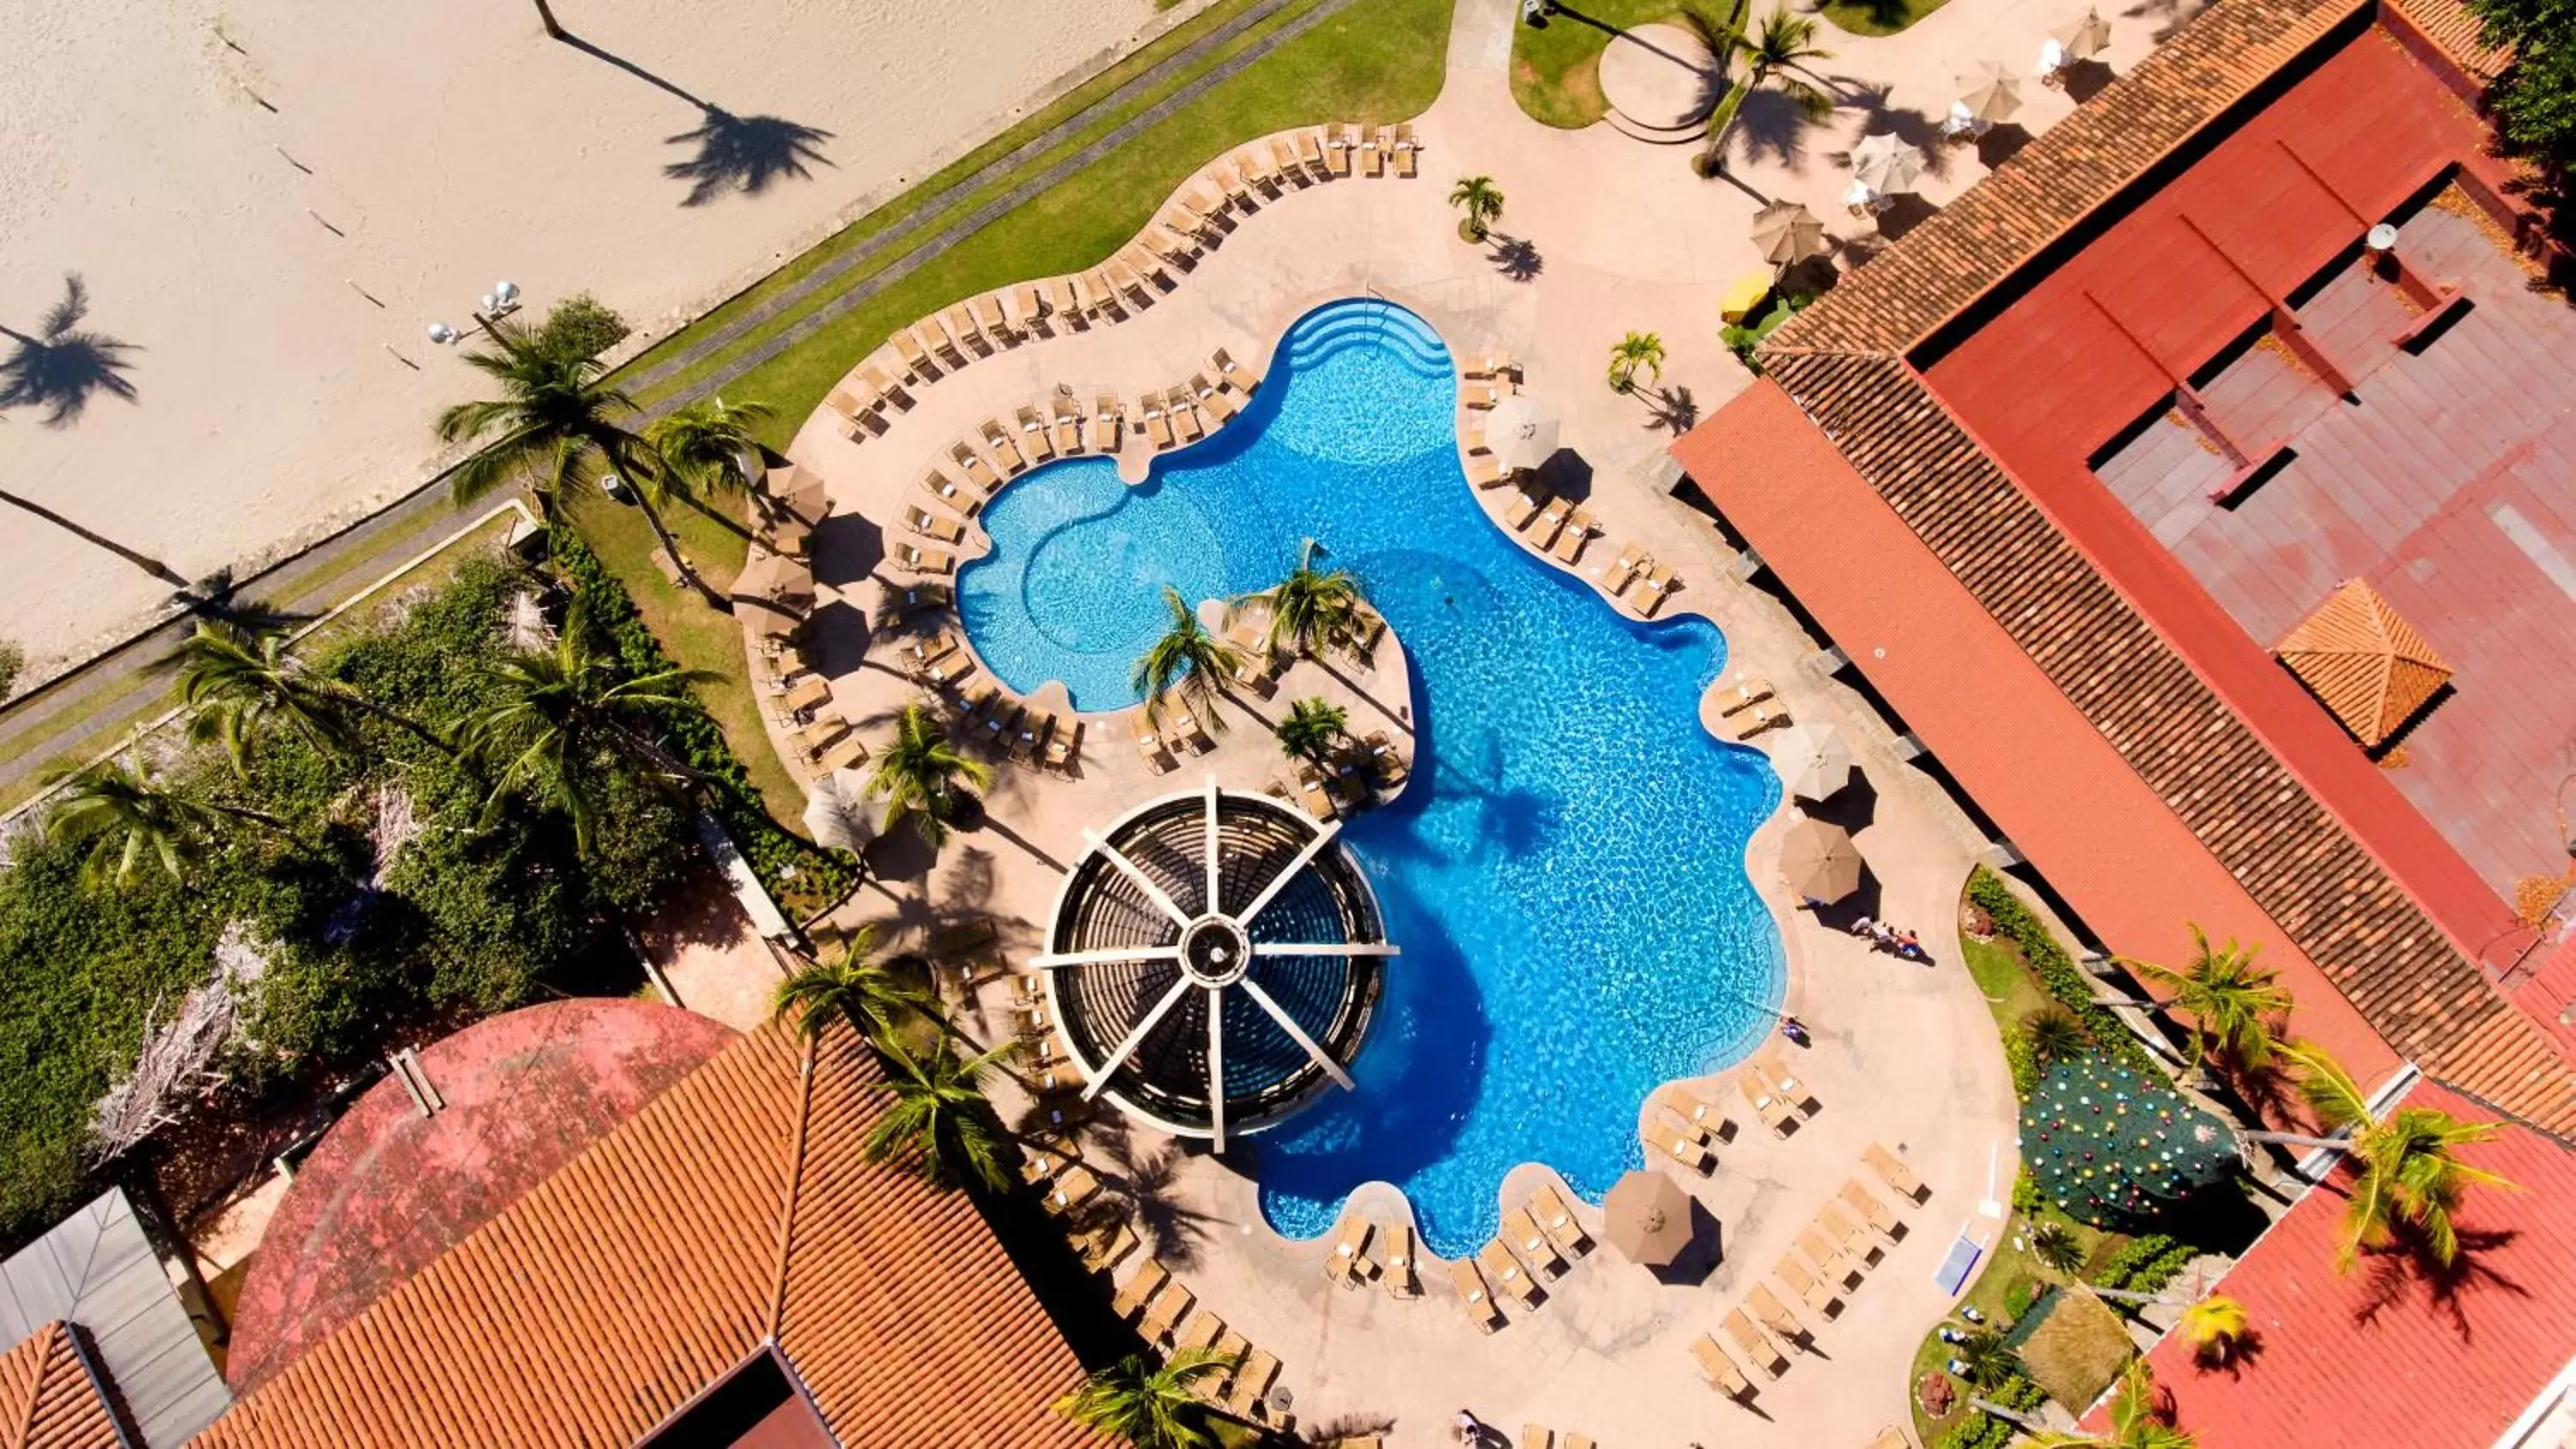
764, 512, 811, 559
1769, 721, 1856, 801
734, 549, 815, 607
2055, 7, 2111, 61
1718, 270, 1775, 323
1483, 394, 1560, 474
1958, 62, 2023, 124
1779, 816, 1864, 901
1851, 131, 1927, 196
1750, 201, 1830, 268
767, 464, 829, 525
738, 592, 808, 640
1604, 1169, 1698, 1268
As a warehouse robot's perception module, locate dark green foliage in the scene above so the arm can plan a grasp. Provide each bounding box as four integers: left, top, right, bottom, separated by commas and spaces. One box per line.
547, 527, 858, 914
0, 640, 21, 700
2468, 0, 2576, 160
1721, 294, 1811, 376
2022, 1060, 2239, 1229
534, 293, 633, 362
2011, 1167, 2047, 1218
1933, 1374, 2044, 1449
1967, 868, 2155, 1074
2093, 1234, 2199, 1301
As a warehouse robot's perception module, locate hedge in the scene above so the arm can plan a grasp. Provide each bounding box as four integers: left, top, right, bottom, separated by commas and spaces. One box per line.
2094, 1234, 2198, 1299
548, 527, 859, 914
1934, 1374, 2045, 1449
1968, 868, 2155, 1076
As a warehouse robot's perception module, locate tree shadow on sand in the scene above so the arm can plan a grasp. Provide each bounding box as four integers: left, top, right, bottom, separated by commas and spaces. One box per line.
2, 274, 140, 427
665, 107, 838, 208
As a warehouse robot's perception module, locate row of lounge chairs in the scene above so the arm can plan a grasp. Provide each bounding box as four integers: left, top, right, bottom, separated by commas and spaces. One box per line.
1500, 485, 1603, 565
1133, 704, 1214, 775
1643, 1082, 1735, 1173
1695, 1144, 1927, 1408
1519, 1430, 1600, 1449
1321, 1214, 1419, 1298
1594, 543, 1679, 617
1448, 1182, 1590, 1333
1711, 673, 1791, 740
1738, 1049, 1820, 1137
1109, 1259, 1287, 1423
959, 682, 1082, 773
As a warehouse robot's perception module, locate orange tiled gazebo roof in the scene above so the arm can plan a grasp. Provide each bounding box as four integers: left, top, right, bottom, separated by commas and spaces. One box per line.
2275, 579, 2452, 746
0, 1323, 121, 1449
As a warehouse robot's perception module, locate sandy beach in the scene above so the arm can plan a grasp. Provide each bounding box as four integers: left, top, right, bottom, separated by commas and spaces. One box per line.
0, 0, 1159, 676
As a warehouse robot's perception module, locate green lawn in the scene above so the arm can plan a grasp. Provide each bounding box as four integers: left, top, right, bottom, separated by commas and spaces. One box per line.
1820, 0, 1953, 38
1510, 1, 1700, 129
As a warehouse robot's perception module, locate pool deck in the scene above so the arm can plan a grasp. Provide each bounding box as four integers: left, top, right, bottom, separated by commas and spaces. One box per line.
739, 0, 2165, 1435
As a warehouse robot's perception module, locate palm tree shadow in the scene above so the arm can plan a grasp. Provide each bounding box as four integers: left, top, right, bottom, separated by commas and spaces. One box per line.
1089, 1137, 1218, 1270
557, 31, 711, 107
2354, 1223, 2528, 1334
1487, 234, 1544, 282
1731, 89, 1821, 172
665, 107, 838, 208
1643, 385, 1698, 435
1, 274, 140, 427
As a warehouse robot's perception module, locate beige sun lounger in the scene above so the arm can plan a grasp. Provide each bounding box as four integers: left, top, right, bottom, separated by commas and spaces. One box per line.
1015, 405, 1056, 463
1138, 1279, 1195, 1345
1758, 1052, 1820, 1113
920, 468, 982, 517
1692, 1332, 1753, 1398
1738, 1067, 1801, 1137
1461, 378, 1502, 409
1727, 1307, 1789, 1378
1644, 1119, 1714, 1173
1110, 1259, 1169, 1319
896, 543, 956, 575
1168, 390, 1205, 442
1224, 1349, 1281, 1416
1143, 394, 1176, 450
1326, 1216, 1375, 1287
1503, 486, 1547, 530
1172, 1307, 1224, 1354
1748, 1282, 1808, 1350
1323, 121, 1354, 176
1270, 136, 1303, 179
943, 303, 987, 356
1797, 1223, 1867, 1288
1012, 712, 1053, 765
978, 421, 1028, 476
1052, 397, 1084, 454
922, 652, 976, 690
812, 731, 870, 773
1044, 719, 1080, 773
1094, 392, 1125, 451
1382, 1222, 1420, 1296
902, 504, 966, 543
1735, 700, 1789, 737
1014, 282, 1049, 330
1597, 544, 1645, 595
1713, 676, 1777, 714
1212, 346, 1259, 395
950, 444, 1001, 495
1213, 162, 1252, 209
1866, 1142, 1929, 1203
1392, 121, 1419, 177
1104, 259, 1149, 305
1503, 1206, 1566, 1276
1479, 1240, 1543, 1309
893, 326, 934, 379
1236, 147, 1277, 191
1635, 561, 1678, 616
1656, 1084, 1734, 1139
1190, 372, 1237, 421
971, 294, 1014, 343
1777, 1251, 1842, 1317
1078, 1222, 1139, 1274
1524, 497, 1571, 549
1450, 1256, 1504, 1332
1552, 506, 1596, 563
1531, 1183, 1592, 1255
1358, 126, 1384, 178
1132, 712, 1171, 774
1042, 1163, 1101, 1215
1078, 269, 1115, 318
1045, 275, 1081, 325
1840, 1178, 1903, 1238
1819, 1202, 1885, 1267
1466, 455, 1507, 488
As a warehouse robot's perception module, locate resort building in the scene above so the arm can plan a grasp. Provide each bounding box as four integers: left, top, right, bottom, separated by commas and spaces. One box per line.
0, 1190, 231, 1448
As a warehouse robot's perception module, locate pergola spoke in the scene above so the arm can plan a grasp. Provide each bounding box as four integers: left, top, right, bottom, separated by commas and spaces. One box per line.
1206, 985, 1227, 1153
1084, 829, 1194, 927
1250, 942, 1402, 958
1029, 945, 1182, 970
1238, 977, 1356, 1090
1080, 974, 1194, 1100
1203, 776, 1224, 918
1234, 817, 1341, 925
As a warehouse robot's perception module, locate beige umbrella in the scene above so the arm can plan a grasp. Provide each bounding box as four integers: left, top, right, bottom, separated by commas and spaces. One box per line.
764, 512, 811, 560
733, 550, 816, 609
2055, 7, 2111, 61
738, 592, 809, 640
1751, 201, 1830, 268
1779, 816, 1864, 902
1768, 722, 1856, 801
767, 464, 831, 525
1484, 394, 1561, 474
1851, 131, 1927, 196
1605, 1169, 1698, 1268
1958, 62, 2023, 124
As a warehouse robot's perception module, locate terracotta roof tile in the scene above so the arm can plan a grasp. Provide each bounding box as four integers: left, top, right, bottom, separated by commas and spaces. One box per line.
1759, 351, 2576, 1137
192, 1022, 1107, 1448
0, 1324, 120, 1449
2274, 579, 2452, 746
2386, 0, 2512, 79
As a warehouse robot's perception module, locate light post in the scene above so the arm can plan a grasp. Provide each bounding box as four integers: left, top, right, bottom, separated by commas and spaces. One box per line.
425, 279, 522, 349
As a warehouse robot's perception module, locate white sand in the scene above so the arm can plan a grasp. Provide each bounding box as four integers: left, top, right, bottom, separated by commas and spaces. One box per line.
0, 0, 1159, 673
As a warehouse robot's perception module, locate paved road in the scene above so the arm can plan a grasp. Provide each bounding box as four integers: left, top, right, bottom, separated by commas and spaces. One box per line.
0, 0, 1365, 804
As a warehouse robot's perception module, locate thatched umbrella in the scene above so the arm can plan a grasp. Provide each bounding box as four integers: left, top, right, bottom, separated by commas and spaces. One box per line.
1751, 201, 1830, 268
1779, 816, 1863, 901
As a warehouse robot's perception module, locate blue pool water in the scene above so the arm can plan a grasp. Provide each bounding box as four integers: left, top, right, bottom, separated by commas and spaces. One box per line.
958, 300, 1784, 1256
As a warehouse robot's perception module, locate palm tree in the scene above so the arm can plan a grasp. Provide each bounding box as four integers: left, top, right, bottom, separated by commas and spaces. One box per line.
1607, 331, 1666, 394
173, 620, 451, 768
2240, 1042, 2514, 1272
1, 273, 139, 428
864, 700, 994, 850
1699, 9, 1836, 175
1054, 1349, 1238, 1448
1274, 697, 1350, 769
643, 396, 775, 512
1132, 586, 1239, 732
456, 601, 714, 853
1448, 175, 1505, 242
1234, 538, 1366, 664
2177, 1294, 2251, 1367
2027, 1222, 2085, 1275
1951, 1326, 2023, 1390
2119, 926, 2291, 1070
2021, 1004, 2094, 1068
44, 760, 282, 888
2024, 1359, 2196, 1449
863, 1040, 1017, 1191
773, 922, 939, 1046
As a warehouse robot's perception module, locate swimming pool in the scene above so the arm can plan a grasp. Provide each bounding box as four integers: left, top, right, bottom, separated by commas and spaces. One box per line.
958, 300, 1784, 1256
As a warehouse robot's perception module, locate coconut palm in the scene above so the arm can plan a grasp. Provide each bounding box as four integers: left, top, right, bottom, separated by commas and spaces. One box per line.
1607, 331, 1667, 394
456, 600, 714, 853
2177, 1294, 2251, 1367
863, 1039, 1017, 1191
2027, 1222, 2086, 1276
1, 273, 138, 428
2240, 1042, 2514, 1272
173, 619, 450, 769
1951, 1326, 2024, 1390
1132, 586, 1240, 732
2026, 1359, 2196, 1448
1054, 1349, 1238, 1448
774, 924, 939, 1046
2020, 1003, 2095, 1067
643, 396, 775, 509
1699, 9, 1836, 175
864, 700, 994, 850
2119, 926, 2291, 1069
1449, 175, 1505, 242
1274, 697, 1350, 769
44, 760, 283, 888
1233, 538, 1366, 664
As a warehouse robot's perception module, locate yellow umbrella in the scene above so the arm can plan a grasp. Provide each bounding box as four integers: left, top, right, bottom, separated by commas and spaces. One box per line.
1719, 271, 1775, 323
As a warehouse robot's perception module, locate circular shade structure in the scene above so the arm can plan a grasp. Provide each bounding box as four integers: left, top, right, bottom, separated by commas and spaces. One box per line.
1040, 781, 1394, 1149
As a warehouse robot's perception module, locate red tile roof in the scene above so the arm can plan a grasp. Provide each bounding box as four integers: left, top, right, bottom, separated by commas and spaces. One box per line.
2108, 1079, 2576, 1446
192, 1022, 1108, 1449
0, 1324, 120, 1449
2272, 579, 2451, 748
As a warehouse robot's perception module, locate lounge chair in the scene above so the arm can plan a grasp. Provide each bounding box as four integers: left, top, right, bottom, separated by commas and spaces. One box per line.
1552, 506, 1596, 564
1867, 1143, 1929, 1203
1052, 397, 1084, 455
1270, 136, 1303, 180
1734, 700, 1790, 737
892, 326, 934, 379
1503, 1206, 1566, 1276
950, 444, 1001, 495
1191, 372, 1237, 422
1048, 275, 1083, 325
1749, 1282, 1809, 1351
1692, 1332, 1753, 1399
1212, 347, 1259, 395
1094, 392, 1125, 451
1143, 394, 1176, 450
1478, 1240, 1543, 1309
922, 653, 976, 690
1295, 769, 1337, 822
1635, 561, 1678, 617
1797, 1223, 1867, 1288
1777, 1252, 1842, 1317
1450, 1256, 1504, 1332
1463, 353, 1517, 381
1042, 1164, 1101, 1216
1655, 1085, 1735, 1141
1461, 378, 1501, 409
1869, 1429, 1912, 1449
1840, 1178, 1904, 1239
1012, 712, 1053, 765
1503, 486, 1546, 530
1078, 1222, 1139, 1275
1325, 1216, 1375, 1287
1110, 1259, 1169, 1319
1224, 1349, 1280, 1417
920, 468, 982, 517
1168, 389, 1206, 442
1212, 163, 1252, 209
1014, 282, 1049, 332
1597, 544, 1645, 596
1044, 720, 1081, 774
1322, 121, 1354, 177
1172, 1308, 1224, 1354
1713, 676, 1777, 714
902, 504, 966, 543
1382, 1222, 1420, 1296
1726, 1307, 1789, 1378
1392, 121, 1419, 178
1524, 497, 1572, 549
944, 303, 988, 356
1132, 710, 1170, 771
1143, 222, 1194, 268
1819, 1202, 1885, 1267
1758, 1052, 1820, 1113
1737, 1067, 1800, 1137
1531, 1185, 1597, 1255
1525, 1430, 1554, 1449
1236, 148, 1277, 192
1105, 258, 1149, 305
1358, 126, 1384, 178
812, 731, 870, 773
975, 421, 1026, 476
971, 294, 1014, 344
1137, 1280, 1195, 1345
1078, 269, 1115, 318
900, 629, 959, 670
1198, 1331, 1249, 1402
1363, 729, 1408, 785
896, 543, 957, 576
1465, 455, 1507, 488
1015, 405, 1056, 464
1645, 1119, 1715, 1172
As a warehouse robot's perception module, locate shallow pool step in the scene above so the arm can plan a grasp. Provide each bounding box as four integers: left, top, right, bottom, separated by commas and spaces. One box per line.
1279, 305, 1454, 378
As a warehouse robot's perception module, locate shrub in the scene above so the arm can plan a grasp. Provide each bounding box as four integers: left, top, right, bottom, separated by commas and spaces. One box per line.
535, 292, 631, 361
0, 640, 22, 700
2011, 1168, 2047, 1219
1966, 868, 2154, 1074
2092, 1233, 2201, 1300
2003, 1025, 2043, 1098
1933, 1374, 2044, 1449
